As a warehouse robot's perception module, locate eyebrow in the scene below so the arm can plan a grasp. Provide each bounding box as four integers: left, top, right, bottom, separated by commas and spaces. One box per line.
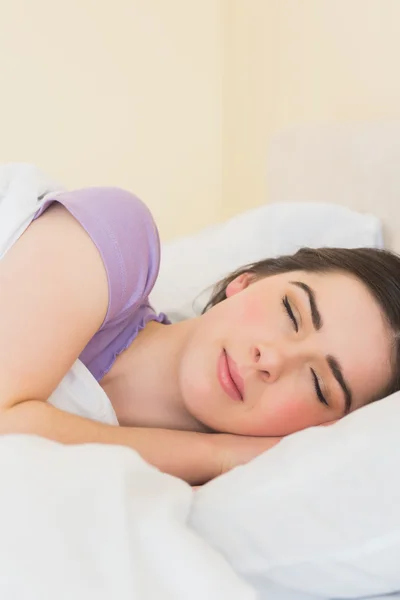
289, 280, 353, 414
290, 281, 322, 330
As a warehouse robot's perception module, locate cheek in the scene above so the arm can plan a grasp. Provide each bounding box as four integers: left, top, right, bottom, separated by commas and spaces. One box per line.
249, 395, 323, 436
232, 295, 273, 334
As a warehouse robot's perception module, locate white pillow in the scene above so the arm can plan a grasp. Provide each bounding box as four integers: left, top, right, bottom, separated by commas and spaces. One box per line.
189, 391, 400, 599
151, 202, 382, 322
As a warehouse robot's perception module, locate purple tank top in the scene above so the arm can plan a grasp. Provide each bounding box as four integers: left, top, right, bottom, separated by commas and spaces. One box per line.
33, 187, 169, 381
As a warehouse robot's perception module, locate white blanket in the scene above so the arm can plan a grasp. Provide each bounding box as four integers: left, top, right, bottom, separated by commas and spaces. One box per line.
0, 435, 254, 600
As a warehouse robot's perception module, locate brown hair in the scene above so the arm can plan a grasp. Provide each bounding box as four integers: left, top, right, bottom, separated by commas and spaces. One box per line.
203, 247, 400, 400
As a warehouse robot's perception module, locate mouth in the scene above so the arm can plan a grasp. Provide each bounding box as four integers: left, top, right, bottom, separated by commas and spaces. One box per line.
217, 349, 244, 401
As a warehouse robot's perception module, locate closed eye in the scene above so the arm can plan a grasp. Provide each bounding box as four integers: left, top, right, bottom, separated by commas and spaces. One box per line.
283, 295, 298, 332
311, 368, 329, 406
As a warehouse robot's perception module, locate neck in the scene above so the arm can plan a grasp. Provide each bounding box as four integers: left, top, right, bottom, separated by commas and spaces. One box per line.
101, 320, 207, 432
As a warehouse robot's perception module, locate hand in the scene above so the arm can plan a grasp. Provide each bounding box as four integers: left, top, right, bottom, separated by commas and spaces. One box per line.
211, 433, 281, 477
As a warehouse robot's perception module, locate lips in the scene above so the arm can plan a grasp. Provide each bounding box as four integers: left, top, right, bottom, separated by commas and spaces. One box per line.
225, 351, 245, 399
217, 349, 244, 401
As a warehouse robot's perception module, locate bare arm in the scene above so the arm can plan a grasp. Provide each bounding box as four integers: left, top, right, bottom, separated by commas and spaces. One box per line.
0, 401, 280, 485
0, 204, 108, 406
0, 204, 279, 484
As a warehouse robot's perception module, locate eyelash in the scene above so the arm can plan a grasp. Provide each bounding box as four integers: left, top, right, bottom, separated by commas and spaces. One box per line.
282, 295, 298, 332
282, 295, 329, 407
311, 369, 329, 406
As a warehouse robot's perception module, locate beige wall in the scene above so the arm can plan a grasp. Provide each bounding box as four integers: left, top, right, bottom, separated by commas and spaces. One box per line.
0, 0, 222, 240
2, 1, 400, 239
223, 0, 400, 220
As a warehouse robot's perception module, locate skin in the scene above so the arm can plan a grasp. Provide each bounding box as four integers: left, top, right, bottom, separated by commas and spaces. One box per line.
104, 269, 393, 437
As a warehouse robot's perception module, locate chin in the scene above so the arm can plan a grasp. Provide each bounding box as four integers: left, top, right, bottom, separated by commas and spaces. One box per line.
181, 383, 213, 426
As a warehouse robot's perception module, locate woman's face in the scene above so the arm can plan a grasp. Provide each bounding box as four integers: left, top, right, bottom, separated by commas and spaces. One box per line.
179, 270, 393, 436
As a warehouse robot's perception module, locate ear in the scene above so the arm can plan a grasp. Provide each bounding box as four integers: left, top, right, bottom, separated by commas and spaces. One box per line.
225, 273, 253, 298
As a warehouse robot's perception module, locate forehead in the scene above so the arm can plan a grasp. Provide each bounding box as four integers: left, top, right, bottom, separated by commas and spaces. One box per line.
259, 270, 393, 406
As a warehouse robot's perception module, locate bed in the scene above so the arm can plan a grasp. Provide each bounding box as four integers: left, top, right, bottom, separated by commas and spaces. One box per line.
2, 123, 400, 600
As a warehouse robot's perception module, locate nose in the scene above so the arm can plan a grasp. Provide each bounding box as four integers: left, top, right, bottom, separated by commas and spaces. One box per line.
251, 343, 285, 383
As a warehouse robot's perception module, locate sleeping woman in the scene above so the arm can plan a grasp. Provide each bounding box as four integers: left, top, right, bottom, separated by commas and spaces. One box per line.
0, 188, 399, 484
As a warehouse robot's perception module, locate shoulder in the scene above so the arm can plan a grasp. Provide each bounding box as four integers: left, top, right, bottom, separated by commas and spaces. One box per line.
34, 187, 161, 321
36, 187, 157, 242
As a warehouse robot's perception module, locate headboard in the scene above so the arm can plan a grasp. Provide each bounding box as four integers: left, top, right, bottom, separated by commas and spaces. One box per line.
266, 122, 400, 253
